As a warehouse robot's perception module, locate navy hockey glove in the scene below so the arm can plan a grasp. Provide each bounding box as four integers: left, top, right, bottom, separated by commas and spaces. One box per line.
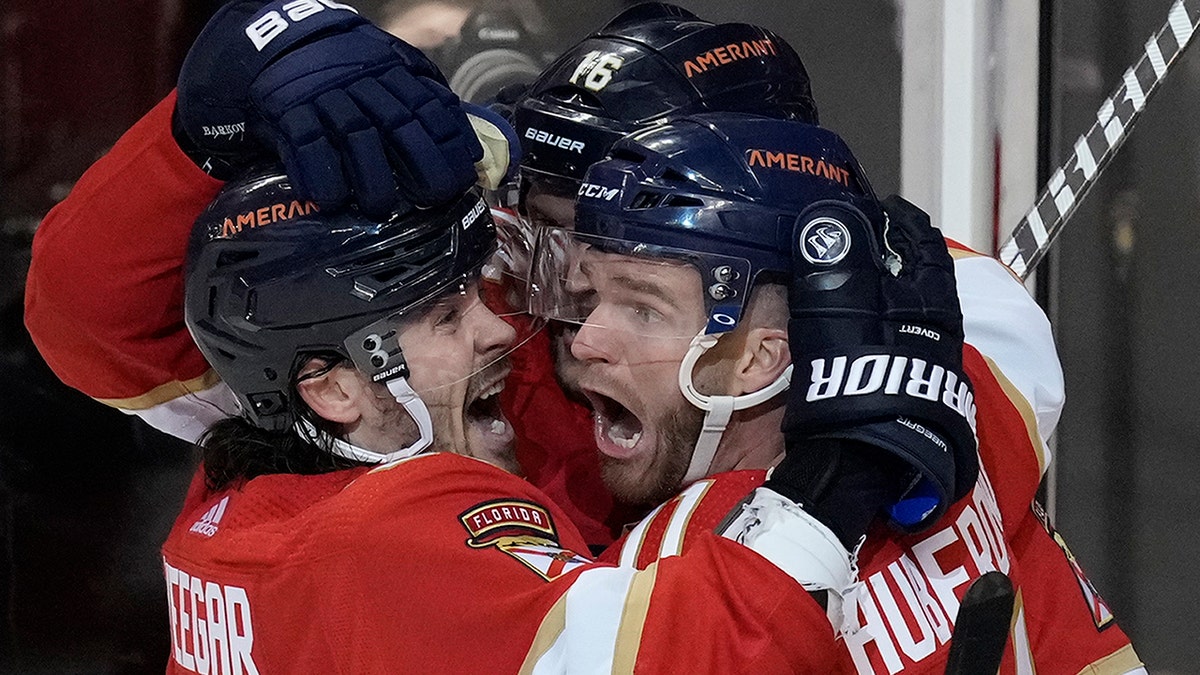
770, 195, 978, 536
175, 0, 483, 214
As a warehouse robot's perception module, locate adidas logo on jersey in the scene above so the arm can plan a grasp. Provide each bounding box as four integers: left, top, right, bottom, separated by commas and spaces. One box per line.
189, 496, 229, 538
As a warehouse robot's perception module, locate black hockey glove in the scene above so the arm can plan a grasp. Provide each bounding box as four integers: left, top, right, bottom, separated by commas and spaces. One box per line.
174, 0, 483, 215
767, 195, 978, 537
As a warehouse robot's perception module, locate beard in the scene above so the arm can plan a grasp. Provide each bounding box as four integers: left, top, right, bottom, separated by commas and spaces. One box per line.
598, 399, 705, 507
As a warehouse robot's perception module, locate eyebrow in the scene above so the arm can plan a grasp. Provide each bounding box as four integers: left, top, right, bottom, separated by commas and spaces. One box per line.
578, 255, 684, 306
610, 274, 678, 308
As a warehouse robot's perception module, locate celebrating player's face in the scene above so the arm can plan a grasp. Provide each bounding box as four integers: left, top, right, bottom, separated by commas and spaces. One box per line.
397, 281, 520, 471
563, 253, 732, 505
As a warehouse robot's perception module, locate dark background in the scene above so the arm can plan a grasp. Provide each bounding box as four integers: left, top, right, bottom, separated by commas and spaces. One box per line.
0, 2, 215, 672
0, 0, 1194, 672
1048, 0, 1200, 671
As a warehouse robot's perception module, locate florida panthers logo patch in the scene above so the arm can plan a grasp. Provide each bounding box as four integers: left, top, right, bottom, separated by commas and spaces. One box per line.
459, 499, 590, 581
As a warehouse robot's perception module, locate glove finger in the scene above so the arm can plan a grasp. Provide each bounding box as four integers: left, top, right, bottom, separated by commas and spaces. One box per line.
880, 195, 922, 263
419, 78, 486, 166
416, 77, 481, 145
345, 77, 415, 130
883, 195, 955, 272
276, 106, 350, 208
344, 77, 436, 203
345, 76, 472, 208
313, 89, 399, 217
385, 120, 461, 205
380, 69, 482, 186
428, 120, 486, 191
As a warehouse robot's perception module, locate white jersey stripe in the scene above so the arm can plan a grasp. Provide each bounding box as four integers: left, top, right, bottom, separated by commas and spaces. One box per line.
529, 565, 640, 674
619, 501, 669, 568
658, 481, 711, 560
1013, 602, 1034, 675
131, 380, 240, 445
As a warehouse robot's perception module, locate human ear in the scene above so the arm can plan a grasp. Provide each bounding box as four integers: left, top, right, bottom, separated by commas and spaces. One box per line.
295, 360, 365, 425
732, 327, 791, 395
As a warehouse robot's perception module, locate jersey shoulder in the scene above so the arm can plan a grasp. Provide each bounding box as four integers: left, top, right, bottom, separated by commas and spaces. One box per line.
601, 470, 767, 567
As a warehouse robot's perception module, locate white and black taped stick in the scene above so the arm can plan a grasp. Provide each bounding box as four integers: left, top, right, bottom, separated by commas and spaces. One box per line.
998, 0, 1200, 280
943, 571, 1016, 675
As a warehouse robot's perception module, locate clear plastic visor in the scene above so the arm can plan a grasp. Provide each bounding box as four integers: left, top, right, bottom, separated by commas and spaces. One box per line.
528, 227, 753, 342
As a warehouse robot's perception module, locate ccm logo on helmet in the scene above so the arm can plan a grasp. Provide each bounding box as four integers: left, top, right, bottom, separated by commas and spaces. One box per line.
806, 354, 977, 431
578, 183, 619, 201
524, 127, 585, 154
246, 0, 359, 51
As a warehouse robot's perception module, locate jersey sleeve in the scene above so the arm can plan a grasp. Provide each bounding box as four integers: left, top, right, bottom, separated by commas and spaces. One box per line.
949, 241, 1065, 465
24, 91, 234, 443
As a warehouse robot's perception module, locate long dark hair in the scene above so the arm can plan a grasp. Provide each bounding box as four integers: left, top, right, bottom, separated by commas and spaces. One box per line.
198, 355, 368, 491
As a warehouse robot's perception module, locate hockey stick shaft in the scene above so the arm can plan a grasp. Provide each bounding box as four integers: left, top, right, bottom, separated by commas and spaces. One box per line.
998, 0, 1200, 280
944, 571, 1016, 675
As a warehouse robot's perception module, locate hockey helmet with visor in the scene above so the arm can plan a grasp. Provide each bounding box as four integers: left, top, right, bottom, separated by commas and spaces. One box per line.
528, 113, 882, 484
185, 166, 515, 465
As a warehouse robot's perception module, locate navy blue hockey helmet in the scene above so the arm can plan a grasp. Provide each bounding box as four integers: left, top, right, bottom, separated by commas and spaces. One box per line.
513, 3, 819, 189
531, 113, 881, 335
528, 112, 882, 486
184, 166, 496, 434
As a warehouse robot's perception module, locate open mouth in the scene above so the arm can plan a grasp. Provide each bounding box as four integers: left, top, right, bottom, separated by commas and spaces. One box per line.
466, 375, 515, 454
584, 389, 645, 459
467, 378, 511, 432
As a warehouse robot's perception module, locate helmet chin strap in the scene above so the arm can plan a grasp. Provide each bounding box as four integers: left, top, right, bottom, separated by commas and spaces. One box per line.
678, 331, 793, 485
295, 377, 435, 465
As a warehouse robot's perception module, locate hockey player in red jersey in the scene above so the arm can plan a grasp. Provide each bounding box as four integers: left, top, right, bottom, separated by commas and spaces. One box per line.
22, 2, 877, 670
503, 3, 822, 545
527, 113, 1144, 674
156, 159, 885, 671
22, 1, 1142, 671
140, 160, 874, 672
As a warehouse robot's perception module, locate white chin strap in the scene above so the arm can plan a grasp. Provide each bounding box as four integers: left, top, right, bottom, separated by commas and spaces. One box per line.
678, 331, 793, 485
296, 377, 435, 465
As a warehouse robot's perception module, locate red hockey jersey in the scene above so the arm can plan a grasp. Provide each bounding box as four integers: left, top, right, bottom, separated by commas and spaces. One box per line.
26, 93, 1142, 673
161, 452, 852, 673
597, 340, 1142, 674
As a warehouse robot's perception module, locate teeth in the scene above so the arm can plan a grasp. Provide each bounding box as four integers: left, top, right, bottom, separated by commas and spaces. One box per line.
489, 419, 508, 435
478, 381, 504, 401
608, 428, 642, 449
